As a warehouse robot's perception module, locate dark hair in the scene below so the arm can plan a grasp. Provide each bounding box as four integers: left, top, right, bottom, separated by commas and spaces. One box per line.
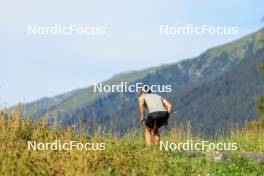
143, 85, 151, 93
138, 85, 152, 97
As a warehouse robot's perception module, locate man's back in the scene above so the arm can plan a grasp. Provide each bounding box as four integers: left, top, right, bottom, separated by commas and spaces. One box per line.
141, 93, 167, 113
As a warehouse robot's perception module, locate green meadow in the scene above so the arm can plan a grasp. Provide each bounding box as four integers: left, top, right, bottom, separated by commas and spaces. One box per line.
1, 108, 264, 176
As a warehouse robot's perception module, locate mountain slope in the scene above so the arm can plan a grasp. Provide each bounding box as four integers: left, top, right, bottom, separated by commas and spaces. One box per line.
171, 48, 264, 135
11, 27, 264, 135
73, 47, 264, 135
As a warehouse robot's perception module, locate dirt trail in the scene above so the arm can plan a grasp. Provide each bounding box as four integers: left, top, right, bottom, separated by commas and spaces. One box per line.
185, 151, 264, 164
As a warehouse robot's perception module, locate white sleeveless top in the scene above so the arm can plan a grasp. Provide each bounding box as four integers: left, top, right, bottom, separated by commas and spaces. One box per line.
139, 93, 167, 113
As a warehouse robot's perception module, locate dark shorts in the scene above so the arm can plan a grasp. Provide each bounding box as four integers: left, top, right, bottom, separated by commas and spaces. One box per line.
145, 111, 169, 129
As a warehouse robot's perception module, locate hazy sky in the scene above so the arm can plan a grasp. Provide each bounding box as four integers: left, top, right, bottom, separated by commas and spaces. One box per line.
1, 0, 263, 107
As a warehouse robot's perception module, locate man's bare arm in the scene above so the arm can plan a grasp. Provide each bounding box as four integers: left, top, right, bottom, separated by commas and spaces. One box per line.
163, 98, 173, 114
139, 97, 145, 123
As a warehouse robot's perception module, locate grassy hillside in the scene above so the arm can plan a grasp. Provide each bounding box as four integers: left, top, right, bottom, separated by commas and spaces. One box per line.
1, 109, 264, 176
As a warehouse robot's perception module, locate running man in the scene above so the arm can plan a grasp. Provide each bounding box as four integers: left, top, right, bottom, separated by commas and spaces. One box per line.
138, 86, 173, 145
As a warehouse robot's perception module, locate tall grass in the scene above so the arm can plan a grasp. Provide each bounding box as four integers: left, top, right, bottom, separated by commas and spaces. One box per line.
228, 121, 264, 152
1, 109, 264, 176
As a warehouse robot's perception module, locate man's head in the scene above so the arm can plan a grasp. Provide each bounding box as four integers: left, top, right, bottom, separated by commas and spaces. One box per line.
138, 85, 151, 97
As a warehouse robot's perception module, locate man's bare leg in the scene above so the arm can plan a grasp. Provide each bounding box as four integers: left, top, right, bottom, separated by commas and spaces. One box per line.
153, 127, 160, 145
145, 127, 152, 145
